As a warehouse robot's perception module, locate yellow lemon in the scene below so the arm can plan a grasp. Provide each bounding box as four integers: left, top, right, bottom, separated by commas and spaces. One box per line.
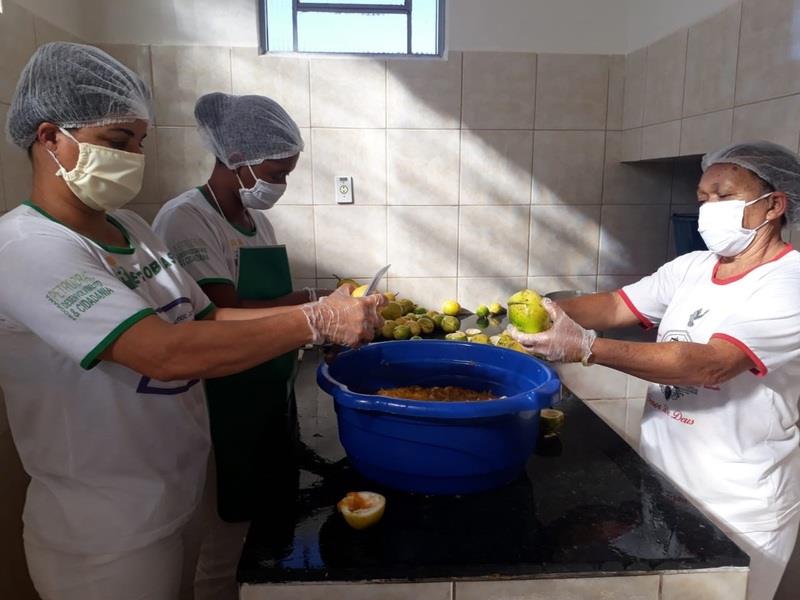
337, 491, 386, 530
351, 284, 369, 298
442, 300, 461, 316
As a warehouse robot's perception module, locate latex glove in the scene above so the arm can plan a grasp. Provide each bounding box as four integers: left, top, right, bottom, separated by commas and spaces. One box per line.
508, 297, 597, 363
301, 285, 385, 347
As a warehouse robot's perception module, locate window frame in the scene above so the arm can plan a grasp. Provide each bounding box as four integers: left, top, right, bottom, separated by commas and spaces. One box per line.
257, 0, 447, 58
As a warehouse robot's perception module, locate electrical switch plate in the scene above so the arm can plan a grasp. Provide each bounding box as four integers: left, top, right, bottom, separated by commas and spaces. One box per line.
335, 175, 353, 204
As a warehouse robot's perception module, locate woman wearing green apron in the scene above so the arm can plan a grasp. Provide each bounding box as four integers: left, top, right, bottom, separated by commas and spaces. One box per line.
153, 93, 324, 599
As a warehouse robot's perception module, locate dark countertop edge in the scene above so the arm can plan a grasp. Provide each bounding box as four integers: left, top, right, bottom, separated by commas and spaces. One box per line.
239, 565, 750, 586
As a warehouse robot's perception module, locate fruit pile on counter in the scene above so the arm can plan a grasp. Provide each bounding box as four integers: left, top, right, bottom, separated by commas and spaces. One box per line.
338, 276, 554, 352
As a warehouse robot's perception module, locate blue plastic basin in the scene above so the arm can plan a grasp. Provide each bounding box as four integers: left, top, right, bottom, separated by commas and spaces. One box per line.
317, 340, 561, 495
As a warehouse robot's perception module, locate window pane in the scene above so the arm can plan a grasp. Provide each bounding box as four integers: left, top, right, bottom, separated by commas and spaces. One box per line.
266, 0, 294, 52
298, 0, 406, 5
411, 0, 439, 54
297, 11, 407, 53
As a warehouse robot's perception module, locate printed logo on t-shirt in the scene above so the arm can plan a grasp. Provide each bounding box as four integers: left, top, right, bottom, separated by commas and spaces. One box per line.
107, 254, 176, 291
687, 308, 709, 327
172, 238, 210, 268
46, 272, 116, 321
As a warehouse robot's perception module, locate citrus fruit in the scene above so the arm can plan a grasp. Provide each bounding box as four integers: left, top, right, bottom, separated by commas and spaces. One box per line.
413, 307, 427, 315
333, 274, 360, 288
383, 291, 397, 302
445, 331, 467, 341
351, 284, 369, 298
442, 300, 461, 316
476, 304, 490, 318
381, 320, 397, 338
407, 321, 422, 337
393, 325, 412, 340
540, 408, 565, 437
418, 317, 435, 335
507, 289, 551, 334
469, 334, 490, 344
381, 301, 403, 320
440, 315, 460, 333
432, 314, 445, 329
489, 302, 506, 316
337, 491, 386, 530
465, 328, 482, 337
410, 335, 423, 340
398, 299, 416, 315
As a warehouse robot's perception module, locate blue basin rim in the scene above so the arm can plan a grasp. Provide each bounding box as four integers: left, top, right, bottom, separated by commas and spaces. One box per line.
317, 340, 560, 419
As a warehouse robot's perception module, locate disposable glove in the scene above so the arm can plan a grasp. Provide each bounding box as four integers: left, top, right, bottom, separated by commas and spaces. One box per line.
508, 298, 597, 364
301, 285, 385, 347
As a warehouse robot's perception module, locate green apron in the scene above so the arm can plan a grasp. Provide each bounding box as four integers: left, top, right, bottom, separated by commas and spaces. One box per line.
205, 245, 300, 522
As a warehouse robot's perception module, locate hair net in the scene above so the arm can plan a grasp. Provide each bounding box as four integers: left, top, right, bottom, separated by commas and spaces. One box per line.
194, 92, 304, 168
702, 140, 800, 224
6, 42, 153, 150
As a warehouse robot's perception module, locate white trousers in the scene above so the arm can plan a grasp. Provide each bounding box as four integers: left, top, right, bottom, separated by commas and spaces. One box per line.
722, 513, 800, 600
25, 532, 185, 600
24, 456, 248, 600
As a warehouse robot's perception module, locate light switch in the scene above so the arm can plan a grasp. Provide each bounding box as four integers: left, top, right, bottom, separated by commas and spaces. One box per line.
335, 175, 353, 204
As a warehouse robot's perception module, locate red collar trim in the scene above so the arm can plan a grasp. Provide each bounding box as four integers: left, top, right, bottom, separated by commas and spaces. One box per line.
711, 244, 793, 285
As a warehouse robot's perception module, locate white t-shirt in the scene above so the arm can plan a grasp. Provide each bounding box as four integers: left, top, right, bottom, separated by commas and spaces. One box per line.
152, 187, 277, 287
0, 202, 215, 555
621, 246, 800, 532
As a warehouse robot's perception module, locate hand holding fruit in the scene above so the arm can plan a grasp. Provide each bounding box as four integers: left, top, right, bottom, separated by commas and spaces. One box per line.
508, 297, 597, 363
302, 286, 386, 347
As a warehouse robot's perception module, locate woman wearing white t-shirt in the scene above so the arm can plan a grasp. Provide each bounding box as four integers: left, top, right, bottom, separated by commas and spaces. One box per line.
511, 141, 800, 600
0, 42, 384, 600
152, 93, 327, 600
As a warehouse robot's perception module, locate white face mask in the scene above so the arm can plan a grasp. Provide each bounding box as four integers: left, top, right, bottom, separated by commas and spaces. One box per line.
235, 165, 286, 210
697, 192, 772, 257
48, 128, 145, 212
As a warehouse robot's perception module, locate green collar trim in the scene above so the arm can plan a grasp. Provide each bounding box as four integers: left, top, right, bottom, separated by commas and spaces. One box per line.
196, 186, 257, 237
23, 200, 135, 254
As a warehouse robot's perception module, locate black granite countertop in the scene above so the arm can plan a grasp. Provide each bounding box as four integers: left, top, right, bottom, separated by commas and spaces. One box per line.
237, 348, 747, 585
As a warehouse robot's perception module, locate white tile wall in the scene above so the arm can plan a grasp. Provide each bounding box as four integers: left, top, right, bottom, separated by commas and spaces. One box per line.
529, 205, 601, 276
456, 575, 659, 600
459, 130, 533, 205
607, 55, 626, 130
661, 571, 748, 600
311, 128, 386, 205
387, 129, 460, 205
310, 59, 385, 128
151, 46, 233, 126
680, 110, 734, 157
461, 52, 536, 130
0, 0, 36, 105
641, 120, 681, 160
267, 205, 316, 279
599, 205, 670, 275
532, 130, 605, 205
535, 54, 609, 130
732, 95, 800, 151
0, 104, 32, 211
603, 132, 673, 205
736, 0, 800, 106
458, 205, 530, 276
387, 206, 459, 277
643, 29, 688, 126
683, 3, 740, 117
241, 582, 452, 600
387, 53, 462, 129
231, 50, 310, 128
623, 48, 647, 130
314, 205, 386, 278
457, 277, 528, 311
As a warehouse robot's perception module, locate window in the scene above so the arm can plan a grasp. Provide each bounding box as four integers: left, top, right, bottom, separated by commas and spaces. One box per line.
259, 0, 446, 57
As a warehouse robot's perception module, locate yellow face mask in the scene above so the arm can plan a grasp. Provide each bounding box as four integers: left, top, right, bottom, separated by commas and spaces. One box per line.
48, 128, 145, 212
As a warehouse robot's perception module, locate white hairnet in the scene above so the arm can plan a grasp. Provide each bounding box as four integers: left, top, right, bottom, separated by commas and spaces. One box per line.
194, 92, 304, 168
6, 42, 153, 150
702, 140, 800, 224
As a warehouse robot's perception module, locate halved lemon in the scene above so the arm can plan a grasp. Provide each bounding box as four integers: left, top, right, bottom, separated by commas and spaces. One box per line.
337, 491, 386, 530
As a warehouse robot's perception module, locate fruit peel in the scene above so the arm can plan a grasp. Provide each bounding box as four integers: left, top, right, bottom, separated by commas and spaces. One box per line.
507, 289, 551, 334
337, 491, 386, 530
